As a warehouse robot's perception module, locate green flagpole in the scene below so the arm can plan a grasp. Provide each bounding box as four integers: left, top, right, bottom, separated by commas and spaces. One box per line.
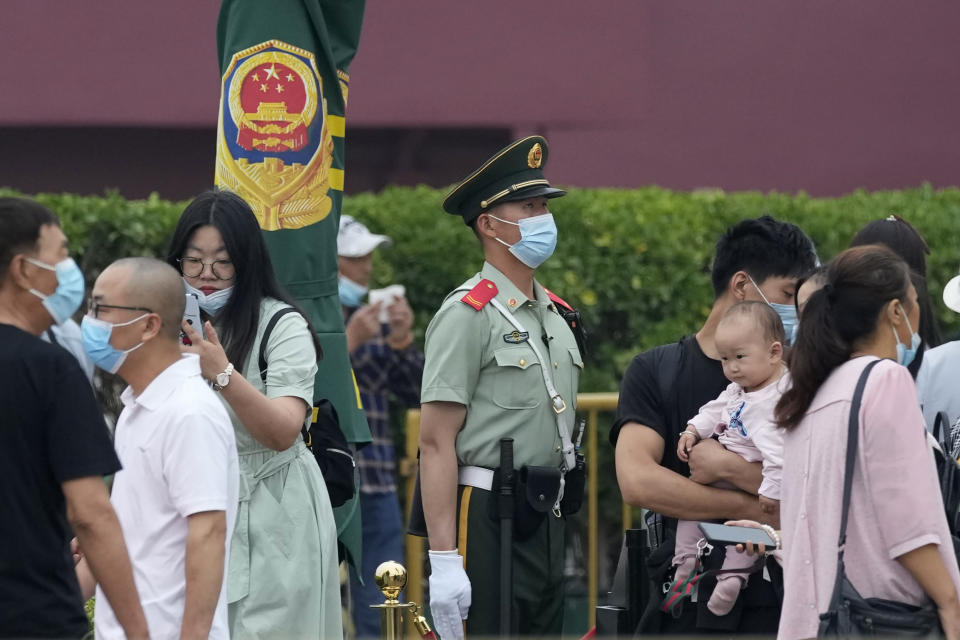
215, 0, 369, 568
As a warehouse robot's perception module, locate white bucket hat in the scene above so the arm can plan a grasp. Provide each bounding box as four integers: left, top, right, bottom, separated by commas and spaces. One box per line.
944, 270, 960, 313
337, 215, 392, 257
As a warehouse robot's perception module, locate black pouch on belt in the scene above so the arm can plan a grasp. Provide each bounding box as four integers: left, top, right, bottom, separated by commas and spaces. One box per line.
490, 465, 561, 541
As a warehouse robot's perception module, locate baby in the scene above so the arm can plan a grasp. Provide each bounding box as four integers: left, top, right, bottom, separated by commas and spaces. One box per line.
672, 301, 787, 616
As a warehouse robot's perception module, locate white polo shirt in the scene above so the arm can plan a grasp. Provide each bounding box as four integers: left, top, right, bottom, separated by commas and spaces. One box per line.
95, 354, 238, 640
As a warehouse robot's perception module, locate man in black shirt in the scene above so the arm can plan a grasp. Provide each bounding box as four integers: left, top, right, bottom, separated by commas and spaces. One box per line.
611, 215, 817, 634
0, 198, 148, 639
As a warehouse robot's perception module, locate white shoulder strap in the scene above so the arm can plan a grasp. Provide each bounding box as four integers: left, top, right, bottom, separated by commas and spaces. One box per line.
489, 298, 577, 473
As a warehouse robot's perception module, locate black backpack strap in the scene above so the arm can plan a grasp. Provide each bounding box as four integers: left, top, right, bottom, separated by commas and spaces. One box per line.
654, 339, 685, 412
258, 307, 299, 385
258, 306, 310, 443
934, 411, 952, 450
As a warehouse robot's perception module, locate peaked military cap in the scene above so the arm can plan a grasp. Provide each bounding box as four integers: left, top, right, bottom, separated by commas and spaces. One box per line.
442, 136, 566, 224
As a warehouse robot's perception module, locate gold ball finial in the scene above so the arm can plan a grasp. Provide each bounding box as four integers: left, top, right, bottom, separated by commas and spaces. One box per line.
375, 561, 407, 602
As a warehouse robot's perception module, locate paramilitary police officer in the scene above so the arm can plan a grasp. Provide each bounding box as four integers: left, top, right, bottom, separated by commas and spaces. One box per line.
418, 136, 586, 639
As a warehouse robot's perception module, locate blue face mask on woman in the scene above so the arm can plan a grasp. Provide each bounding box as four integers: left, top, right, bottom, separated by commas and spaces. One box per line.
489, 212, 558, 269
80, 314, 148, 374
748, 275, 799, 346
183, 281, 233, 315
338, 276, 368, 308
892, 303, 922, 368
26, 257, 85, 325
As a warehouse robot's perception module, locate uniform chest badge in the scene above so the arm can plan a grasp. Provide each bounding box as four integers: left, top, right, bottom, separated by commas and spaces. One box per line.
216, 40, 335, 231
503, 330, 530, 344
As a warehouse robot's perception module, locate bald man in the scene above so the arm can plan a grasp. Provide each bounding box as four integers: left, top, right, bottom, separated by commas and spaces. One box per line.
76, 257, 239, 640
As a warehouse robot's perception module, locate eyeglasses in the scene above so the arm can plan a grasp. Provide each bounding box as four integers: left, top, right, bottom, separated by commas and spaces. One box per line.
178, 257, 235, 280
87, 301, 154, 320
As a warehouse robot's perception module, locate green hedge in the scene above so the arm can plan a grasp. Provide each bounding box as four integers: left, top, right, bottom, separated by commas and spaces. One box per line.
347, 184, 960, 393
4, 184, 960, 393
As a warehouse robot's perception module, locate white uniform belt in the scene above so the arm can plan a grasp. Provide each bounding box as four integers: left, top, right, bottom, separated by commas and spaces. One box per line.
458, 465, 494, 491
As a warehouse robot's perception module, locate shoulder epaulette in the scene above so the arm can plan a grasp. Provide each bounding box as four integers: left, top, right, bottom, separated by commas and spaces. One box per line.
543, 286, 574, 312
460, 279, 498, 311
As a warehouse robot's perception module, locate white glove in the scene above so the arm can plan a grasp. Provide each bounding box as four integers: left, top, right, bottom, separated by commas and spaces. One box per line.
428, 550, 471, 640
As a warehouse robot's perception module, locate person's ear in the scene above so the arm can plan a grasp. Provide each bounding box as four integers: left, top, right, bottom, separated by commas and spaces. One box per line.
475, 213, 497, 240
769, 340, 783, 360
729, 271, 751, 301
141, 313, 164, 342
7, 254, 34, 291
886, 299, 903, 325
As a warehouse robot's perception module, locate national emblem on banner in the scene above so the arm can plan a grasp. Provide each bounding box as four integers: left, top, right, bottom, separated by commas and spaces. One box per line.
216, 40, 336, 231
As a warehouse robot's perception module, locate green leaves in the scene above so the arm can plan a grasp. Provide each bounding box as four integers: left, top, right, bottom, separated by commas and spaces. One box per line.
4, 184, 960, 393
0, 188, 187, 292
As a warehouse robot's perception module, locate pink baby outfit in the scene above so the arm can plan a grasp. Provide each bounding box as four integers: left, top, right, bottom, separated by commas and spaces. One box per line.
672, 374, 788, 615
687, 375, 787, 499
778, 357, 960, 640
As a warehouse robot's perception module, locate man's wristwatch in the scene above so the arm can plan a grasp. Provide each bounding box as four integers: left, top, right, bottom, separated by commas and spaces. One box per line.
213, 362, 235, 392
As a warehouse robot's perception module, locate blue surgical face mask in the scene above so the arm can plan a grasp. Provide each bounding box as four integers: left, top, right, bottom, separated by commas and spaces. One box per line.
748, 275, 799, 346
183, 280, 233, 315
80, 314, 148, 374
338, 276, 368, 308
770, 303, 798, 347
490, 212, 558, 269
26, 257, 85, 326
892, 303, 922, 368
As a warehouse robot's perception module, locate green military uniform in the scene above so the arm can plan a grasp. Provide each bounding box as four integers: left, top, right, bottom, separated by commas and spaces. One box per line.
420, 137, 584, 636
423, 264, 582, 470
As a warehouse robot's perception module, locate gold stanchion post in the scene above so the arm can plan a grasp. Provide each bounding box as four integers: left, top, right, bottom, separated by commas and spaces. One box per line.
371, 561, 435, 640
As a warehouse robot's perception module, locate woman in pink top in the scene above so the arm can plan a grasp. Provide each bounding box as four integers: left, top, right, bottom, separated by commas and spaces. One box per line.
771, 245, 960, 639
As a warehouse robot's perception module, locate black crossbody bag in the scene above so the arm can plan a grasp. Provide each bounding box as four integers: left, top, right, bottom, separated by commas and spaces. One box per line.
819, 359, 941, 637
259, 307, 356, 508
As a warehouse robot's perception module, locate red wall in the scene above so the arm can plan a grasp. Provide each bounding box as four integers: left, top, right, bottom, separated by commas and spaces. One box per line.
3, 1, 959, 195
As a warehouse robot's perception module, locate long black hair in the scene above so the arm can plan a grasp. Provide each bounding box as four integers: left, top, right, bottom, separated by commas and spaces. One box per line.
776, 244, 912, 429
165, 189, 322, 371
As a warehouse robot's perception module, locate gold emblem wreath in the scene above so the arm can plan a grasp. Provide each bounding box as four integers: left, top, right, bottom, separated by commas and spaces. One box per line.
215, 40, 333, 231
527, 143, 543, 169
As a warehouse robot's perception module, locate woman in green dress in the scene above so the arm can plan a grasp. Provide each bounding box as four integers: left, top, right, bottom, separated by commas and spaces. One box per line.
166, 189, 342, 639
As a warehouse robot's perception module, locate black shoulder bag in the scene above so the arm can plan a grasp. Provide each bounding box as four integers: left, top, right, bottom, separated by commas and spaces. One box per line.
819, 359, 941, 637
931, 411, 960, 569
259, 307, 356, 508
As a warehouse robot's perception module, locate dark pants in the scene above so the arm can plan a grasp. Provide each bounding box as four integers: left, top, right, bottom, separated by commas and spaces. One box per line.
456, 485, 565, 637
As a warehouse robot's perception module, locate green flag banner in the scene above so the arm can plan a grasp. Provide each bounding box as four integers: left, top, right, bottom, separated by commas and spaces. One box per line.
215, 0, 370, 565
215, 0, 369, 444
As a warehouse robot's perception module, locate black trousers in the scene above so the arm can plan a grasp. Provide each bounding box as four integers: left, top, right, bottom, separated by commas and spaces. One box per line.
455, 485, 566, 637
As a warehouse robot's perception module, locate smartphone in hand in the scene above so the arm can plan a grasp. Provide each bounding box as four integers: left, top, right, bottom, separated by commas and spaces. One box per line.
698, 522, 778, 549
182, 293, 202, 345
